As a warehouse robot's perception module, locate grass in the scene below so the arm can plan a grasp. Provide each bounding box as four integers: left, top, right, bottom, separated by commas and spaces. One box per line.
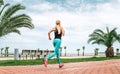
0, 56, 120, 66
0, 59, 43, 66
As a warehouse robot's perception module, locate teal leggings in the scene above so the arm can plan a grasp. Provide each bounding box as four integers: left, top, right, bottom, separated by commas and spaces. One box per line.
47, 39, 61, 64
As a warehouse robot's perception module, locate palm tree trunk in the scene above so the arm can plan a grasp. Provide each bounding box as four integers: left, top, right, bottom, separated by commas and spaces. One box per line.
78, 51, 79, 56
65, 49, 66, 56
83, 50, 84, 56
105, 47, 114, 57
60, 47, 62, 56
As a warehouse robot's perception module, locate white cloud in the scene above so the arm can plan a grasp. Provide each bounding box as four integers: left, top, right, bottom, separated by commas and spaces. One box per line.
95, 2, 120, 25
32, 3, 53, 11
12, 0, 23, 3
65, 0, 81, 6
30, 2, 65, 12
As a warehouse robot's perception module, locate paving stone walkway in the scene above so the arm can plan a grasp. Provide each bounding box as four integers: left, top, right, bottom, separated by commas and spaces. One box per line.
0, 59, 120, 74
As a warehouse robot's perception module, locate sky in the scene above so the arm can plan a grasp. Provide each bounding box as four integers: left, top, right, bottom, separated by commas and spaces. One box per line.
1, 0, 120, 55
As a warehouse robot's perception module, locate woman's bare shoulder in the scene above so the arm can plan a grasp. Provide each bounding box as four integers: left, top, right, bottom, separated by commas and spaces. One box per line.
60, 26, 64, 30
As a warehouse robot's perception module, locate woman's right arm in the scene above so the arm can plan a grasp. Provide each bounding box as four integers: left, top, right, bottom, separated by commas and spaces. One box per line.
48, 28, 55, 40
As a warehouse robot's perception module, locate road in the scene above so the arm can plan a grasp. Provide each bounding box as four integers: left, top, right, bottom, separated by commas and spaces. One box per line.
0, 59, 120, 74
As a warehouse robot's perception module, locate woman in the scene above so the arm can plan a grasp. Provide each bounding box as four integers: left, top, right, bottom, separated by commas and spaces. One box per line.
44, 20, 65, 68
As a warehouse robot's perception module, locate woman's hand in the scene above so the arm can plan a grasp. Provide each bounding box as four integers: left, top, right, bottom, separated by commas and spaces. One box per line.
49, 37, 52, 40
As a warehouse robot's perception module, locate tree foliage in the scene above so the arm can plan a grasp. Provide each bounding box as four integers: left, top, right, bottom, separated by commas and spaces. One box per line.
0, 2, 34, 38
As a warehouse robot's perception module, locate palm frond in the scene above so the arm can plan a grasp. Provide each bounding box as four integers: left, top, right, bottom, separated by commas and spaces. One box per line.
2, 28, 21, 36
106, 27, 109, 34
0, 3, 10, 17
110, 28, 117, 38
117, 34, 120, 43
91, 41, 99, 45
87, 37, 99, 43
11, 22, 34, 29
3, 14, 33, 28
1, 4, 25, 21
91, 39, 105, 45
0, 3, 34, 38
0, 0, 4, 6
94, 29, 104, 35
10, 14, 31, 23
92, 31, 104, 39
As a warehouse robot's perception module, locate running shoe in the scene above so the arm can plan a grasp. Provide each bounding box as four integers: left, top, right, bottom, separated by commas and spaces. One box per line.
44, 59, 48, 67
59, 63, 64, 68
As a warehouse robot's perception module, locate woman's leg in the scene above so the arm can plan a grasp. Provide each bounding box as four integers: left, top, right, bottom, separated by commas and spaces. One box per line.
54, 39, 64, 68
54, 39, 61, 64
44, 40, 57, 67
56, 50, 61, 64
47, 39, 61, 60
47, 51, 56, 60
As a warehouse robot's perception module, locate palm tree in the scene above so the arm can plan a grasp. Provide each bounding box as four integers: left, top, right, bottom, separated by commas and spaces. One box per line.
4, 46, 9, 57
82, 46, 85, 56
94, 48, 99, 56
37, 48, 40, 58
0, 3, 34, 37
88, 27, 120, 57
77, 49, 80, 56
116, 48, 119, 55
0, 48, 4, 56
60, 47, 62, 56
64, 46, 67, 56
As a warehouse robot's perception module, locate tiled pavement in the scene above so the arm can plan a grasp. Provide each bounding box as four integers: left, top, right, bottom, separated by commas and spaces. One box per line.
0, 59, 120, 74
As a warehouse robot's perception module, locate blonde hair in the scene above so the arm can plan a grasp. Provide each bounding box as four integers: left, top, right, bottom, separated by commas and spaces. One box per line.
56, 20, 60, 25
